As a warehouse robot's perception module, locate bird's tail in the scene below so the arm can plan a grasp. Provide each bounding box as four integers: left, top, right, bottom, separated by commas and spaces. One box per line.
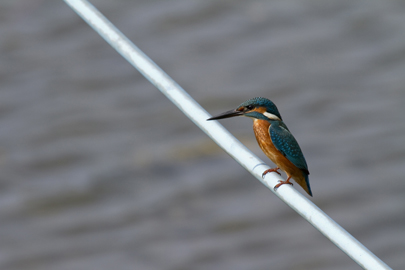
304, 174, 312, 197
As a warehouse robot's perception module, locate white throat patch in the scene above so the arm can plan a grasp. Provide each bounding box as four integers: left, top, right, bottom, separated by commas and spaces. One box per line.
263, 112, 281, 120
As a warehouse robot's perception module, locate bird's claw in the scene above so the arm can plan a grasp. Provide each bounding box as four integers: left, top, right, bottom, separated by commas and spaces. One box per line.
273, 179, 293, 191
261, 167, 281, 178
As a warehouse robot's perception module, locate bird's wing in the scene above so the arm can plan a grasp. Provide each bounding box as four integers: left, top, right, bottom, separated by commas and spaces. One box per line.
269, 122, 309, 174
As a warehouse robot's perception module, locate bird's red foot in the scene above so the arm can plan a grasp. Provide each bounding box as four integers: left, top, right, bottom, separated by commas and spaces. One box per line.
262, 167, 281, 178
273, 177, 293, 191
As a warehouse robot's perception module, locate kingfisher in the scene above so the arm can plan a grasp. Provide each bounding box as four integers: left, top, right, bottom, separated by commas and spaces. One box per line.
207, 97, 312, 196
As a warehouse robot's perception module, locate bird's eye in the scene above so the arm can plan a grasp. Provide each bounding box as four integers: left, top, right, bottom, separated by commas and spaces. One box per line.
246, 105, 254, 110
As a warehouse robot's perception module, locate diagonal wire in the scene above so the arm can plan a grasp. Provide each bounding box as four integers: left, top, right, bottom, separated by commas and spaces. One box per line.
64, 1, 392, 269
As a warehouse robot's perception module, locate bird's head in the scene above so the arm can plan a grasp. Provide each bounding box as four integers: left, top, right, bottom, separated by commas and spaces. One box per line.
207, 97, 282, 121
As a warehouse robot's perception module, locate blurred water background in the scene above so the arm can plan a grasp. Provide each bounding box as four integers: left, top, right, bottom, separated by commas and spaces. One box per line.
1, 0, 404, 269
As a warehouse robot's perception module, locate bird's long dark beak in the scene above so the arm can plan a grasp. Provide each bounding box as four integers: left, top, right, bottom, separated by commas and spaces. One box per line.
207, 109, 243, 120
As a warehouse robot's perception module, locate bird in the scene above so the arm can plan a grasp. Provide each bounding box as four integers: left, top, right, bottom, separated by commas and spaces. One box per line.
207, 97, 312, 196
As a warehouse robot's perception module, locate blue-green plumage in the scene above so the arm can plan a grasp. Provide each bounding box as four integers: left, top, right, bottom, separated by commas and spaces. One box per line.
269, 121, 309, 174
269, 120, 312, 196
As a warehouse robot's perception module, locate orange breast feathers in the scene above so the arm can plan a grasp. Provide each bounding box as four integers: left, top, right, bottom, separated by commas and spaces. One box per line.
252, 119, 305, 182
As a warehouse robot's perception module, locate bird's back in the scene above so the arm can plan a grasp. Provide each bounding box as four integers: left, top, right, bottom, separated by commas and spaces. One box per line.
253, 119, 312, 196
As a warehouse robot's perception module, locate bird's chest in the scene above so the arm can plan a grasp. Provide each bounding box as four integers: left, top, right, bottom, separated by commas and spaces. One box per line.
253, 120, 280, 163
